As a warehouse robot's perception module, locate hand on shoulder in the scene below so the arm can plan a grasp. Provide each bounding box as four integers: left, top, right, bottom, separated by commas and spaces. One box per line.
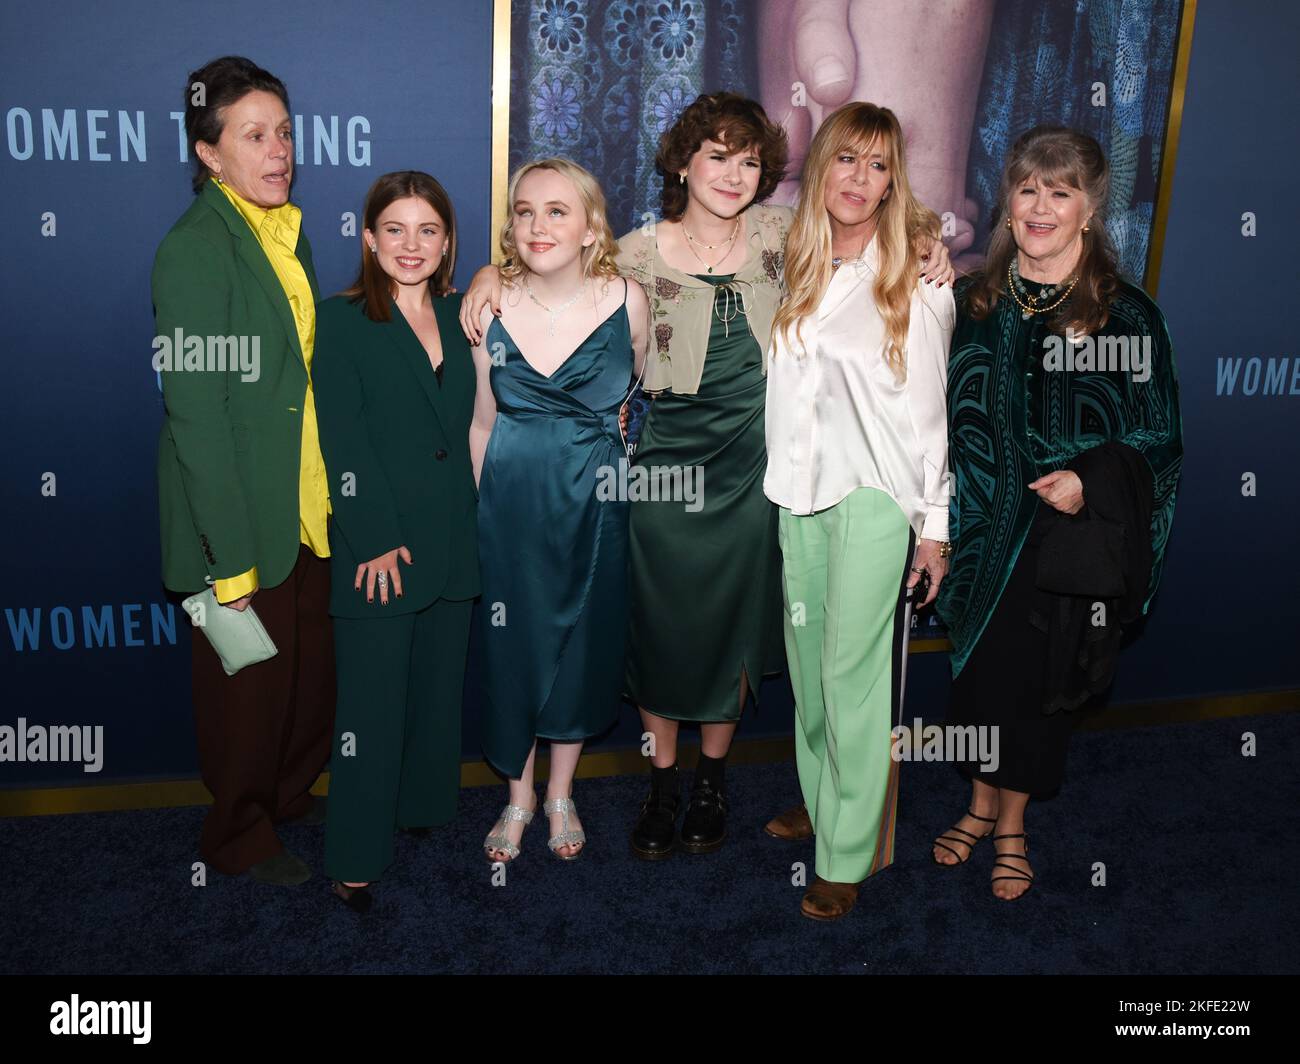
918, 270, 957, 328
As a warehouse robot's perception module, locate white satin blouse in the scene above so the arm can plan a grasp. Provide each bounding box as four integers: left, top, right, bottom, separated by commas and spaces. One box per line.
763, 236, 955, 540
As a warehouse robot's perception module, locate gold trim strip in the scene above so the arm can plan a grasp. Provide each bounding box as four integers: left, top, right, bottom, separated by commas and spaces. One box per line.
1145, 0, 1197, 296
489, 0, 511, 264
2, 689, 1293, 817
1075, 687, 1297, 732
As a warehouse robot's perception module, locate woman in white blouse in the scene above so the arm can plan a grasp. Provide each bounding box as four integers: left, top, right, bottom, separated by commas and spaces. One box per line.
764, 102, 955, 921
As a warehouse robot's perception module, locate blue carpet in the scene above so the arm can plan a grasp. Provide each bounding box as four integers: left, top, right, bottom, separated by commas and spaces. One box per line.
2, 711, 1296, 975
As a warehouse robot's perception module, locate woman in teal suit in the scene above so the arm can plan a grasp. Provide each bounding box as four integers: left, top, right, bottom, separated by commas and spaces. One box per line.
313, 172, 479, 911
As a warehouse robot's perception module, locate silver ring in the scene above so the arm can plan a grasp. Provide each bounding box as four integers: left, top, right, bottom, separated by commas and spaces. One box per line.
376, 572, 388, 586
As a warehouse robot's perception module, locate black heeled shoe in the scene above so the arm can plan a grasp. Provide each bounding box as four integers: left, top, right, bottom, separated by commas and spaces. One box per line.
331, 880, 374, 914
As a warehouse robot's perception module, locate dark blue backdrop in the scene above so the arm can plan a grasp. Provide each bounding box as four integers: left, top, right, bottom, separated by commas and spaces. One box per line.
0, 0, 494, 784
1, 0, 1297, 788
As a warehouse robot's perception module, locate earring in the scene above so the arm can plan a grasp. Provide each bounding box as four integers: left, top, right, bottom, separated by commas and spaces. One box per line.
679, 173, 685, 185
368, 245, 376, 255
1082, 224, 1091, 233
1005, 217, 1012, 229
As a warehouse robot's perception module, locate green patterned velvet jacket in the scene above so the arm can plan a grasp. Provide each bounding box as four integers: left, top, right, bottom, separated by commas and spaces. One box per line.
938, 276, 1183, 676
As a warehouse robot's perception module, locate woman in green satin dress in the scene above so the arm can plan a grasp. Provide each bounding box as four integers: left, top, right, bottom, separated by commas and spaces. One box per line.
612, 95, 795, 858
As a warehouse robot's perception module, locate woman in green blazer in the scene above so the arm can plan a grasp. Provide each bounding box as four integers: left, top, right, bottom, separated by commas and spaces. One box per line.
313, 172, 479, 911
154, 56, 334, 887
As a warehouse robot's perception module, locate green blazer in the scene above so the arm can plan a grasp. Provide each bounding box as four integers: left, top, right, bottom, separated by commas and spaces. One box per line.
312, 292, 479, 618
153, 180, 320, 594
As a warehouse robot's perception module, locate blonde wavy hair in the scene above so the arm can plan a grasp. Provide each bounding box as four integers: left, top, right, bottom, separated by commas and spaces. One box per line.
499, 157, 621, 285
773, 103, 938, 379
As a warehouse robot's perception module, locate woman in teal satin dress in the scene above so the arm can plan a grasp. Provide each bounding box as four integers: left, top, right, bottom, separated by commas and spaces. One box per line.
477, 296, 635, 775
470, 159, 648, 863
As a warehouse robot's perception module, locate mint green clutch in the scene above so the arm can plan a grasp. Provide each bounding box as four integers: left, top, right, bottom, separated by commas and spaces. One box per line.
180, 587, 279, 676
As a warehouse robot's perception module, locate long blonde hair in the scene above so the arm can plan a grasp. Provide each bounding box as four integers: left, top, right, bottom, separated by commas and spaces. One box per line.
499, 157, 621, 285
773, 103, 938, 379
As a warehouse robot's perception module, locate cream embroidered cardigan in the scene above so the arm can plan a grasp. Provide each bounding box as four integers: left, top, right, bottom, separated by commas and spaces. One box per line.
615, 204, 792, 395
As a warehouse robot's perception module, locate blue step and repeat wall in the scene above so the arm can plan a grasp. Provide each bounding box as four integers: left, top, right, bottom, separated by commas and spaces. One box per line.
1, 0, 1297, 788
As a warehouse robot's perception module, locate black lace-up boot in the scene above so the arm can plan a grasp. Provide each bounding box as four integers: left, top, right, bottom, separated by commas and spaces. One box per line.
680, 753, 727, 854
631, 762, 681, 860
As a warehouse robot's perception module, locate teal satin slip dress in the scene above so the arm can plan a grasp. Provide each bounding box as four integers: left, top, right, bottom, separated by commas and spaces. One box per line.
478, 281, 635, 777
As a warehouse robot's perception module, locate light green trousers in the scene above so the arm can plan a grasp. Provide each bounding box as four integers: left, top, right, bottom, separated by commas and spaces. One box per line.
777, 487, 914, 883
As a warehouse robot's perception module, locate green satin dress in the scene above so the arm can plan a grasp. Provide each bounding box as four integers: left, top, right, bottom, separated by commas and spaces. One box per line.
625, 274, 784, 722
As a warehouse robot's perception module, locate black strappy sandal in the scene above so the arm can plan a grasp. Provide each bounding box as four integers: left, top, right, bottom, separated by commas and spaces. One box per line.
932, 810, 996, 865
990, 832, 1035, 899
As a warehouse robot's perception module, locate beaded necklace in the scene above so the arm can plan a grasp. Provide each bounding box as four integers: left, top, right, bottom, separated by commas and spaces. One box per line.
1007, 257, 1078, 320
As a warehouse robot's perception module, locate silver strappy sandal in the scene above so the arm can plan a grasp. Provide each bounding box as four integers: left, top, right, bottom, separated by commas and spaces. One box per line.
483, 801, 535, 862
543, 796, 586, 861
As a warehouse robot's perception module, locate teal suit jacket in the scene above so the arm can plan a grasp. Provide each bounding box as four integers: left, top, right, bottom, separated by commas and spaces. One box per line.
312, 292, 479, 617
153, 180, 320, 594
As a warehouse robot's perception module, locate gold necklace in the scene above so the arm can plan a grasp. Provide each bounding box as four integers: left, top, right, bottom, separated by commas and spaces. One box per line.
682, 219, 739, 274
1006, 261, 1078, 318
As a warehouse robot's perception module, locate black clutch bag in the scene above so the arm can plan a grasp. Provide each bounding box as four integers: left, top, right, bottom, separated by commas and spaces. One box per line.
1035, 510, 1127, 599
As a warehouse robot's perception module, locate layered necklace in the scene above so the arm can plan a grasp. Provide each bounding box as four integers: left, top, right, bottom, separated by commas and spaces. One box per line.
1007, 257, 1078, 320
525, 277, 587, 336
682, 218, 740, 274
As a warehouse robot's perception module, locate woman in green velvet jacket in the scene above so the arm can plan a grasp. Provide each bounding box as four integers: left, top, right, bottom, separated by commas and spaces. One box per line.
312, 172, 479, 912
934, 127, 1182, 901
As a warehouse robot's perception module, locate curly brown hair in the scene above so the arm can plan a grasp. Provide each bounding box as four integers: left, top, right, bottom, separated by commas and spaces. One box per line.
656, 92, 789, 221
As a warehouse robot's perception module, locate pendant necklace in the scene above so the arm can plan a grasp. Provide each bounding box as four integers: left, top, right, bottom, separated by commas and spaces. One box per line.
831, 228, 874, 271
1007, 258, 1078, 320
683, 219, 739, 274
525, 278, 586, 336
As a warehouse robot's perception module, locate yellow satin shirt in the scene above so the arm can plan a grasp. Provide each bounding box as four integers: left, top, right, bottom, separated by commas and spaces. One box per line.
213, 178, 330, 602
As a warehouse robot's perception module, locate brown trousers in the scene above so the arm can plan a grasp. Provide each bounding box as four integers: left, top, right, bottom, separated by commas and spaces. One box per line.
190, 545, 335, 874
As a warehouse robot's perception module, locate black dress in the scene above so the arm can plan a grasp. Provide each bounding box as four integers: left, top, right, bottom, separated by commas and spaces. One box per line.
946, 504, 1081, 797
940, 274, 1182, 797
